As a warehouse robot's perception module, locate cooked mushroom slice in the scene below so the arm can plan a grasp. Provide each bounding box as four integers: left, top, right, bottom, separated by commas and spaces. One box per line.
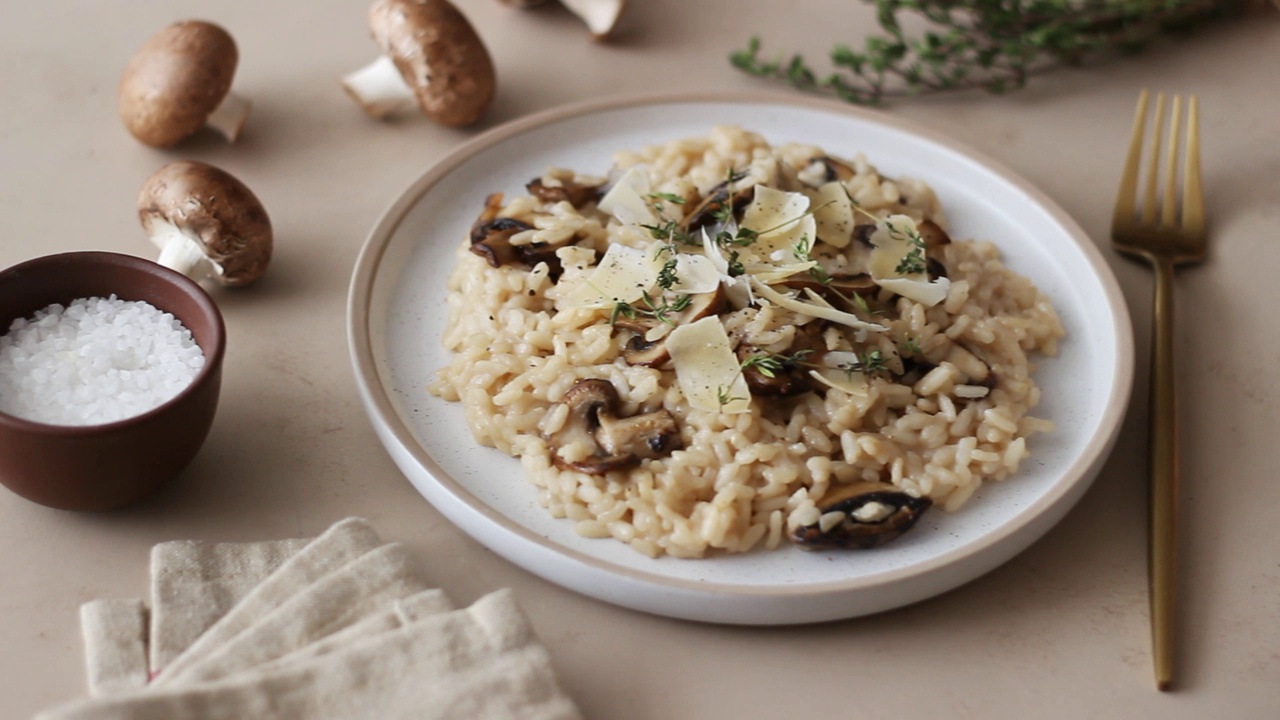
680, 181, 754, 232
790, 482, 932, 550
737, 345, 813, 397
613, 285, 727, 366
778, 273, 877, 308
467, 194, 564, 277
526, 177, 604, 208
546, 379, 680, 474
852, 223, 877, 247
469, 217, 533, 267
800, 156, 857, 186
917, 219, 952, 248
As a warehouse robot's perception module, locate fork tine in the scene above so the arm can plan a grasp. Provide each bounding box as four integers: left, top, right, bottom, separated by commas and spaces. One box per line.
1113, 89, 1149, 230
1161, 95, 1182, 227
1182, 96, 1205, 235
1142, 92, 1166, 226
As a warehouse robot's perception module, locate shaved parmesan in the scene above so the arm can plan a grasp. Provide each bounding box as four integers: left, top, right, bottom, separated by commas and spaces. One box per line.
868, 214, 952, 307
700, 228, 754, 309
669, 254, 721, 294
803, 182, 855, 248
752, 280, 885, 333
666, 316, 751, 414
808, 351, 871, 395
741, 186, 815, 258
561, 241, 660, 308
809, 368, 869, 395
597, 166, 657, 227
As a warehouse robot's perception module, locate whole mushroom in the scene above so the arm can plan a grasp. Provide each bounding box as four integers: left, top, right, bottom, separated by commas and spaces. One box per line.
138, 161, 272, 287
118, 20, 251, 148
341, 0, 496, 126
497, 0, 628, 40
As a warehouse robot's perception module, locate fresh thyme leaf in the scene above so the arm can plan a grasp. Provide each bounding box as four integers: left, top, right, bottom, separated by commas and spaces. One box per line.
741, 353, 785, 379
730, 1, 1243, 105
716, 384, 747, 407
656, 257, 679, 290
895, 248, 927, 275
647, 192, 686, 205
726, 250, 746, 277
609, 301, 636, 326
900, 336, 922, 355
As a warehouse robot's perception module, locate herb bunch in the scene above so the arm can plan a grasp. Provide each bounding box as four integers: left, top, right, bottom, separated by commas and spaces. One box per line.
731, 0, 1251, 105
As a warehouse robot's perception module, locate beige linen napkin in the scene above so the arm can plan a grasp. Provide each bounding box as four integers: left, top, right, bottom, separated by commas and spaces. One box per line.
148, 535, 309, 673
38, 590, 583, 720
152, 517, 380, 683
155, 541, 433, 687
79, 599, 149, 697
240, 588, 455, 679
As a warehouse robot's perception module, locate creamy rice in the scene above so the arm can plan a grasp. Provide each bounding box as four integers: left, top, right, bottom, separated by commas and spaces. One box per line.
428, 125, 1064, 558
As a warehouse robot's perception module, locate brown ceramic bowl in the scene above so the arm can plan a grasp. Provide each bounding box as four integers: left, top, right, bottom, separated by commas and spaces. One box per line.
0, 251, 225, 511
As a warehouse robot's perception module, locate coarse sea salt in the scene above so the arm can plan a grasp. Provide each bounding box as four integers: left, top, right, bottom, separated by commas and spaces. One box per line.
0, 296, 205, 426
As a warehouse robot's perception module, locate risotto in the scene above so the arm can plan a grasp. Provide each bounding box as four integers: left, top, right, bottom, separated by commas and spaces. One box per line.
428, 126, 1064, 559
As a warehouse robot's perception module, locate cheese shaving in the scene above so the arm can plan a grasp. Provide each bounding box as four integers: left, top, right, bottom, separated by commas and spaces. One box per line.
666, 316, 751, 414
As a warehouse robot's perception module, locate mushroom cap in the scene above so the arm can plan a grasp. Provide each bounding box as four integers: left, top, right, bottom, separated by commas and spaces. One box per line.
368, 0, 496, 127
118, 21, 239, 148
138, 160, 273, 287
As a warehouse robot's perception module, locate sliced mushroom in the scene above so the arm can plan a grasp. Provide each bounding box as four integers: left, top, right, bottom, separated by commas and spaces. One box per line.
342, 0, 495, 126
800, 156, 857, 186
735, 322, 825, 397
852, 223, 877, 247
526, 177, 604, 208
679, 181, 755, 232
917, 219, 952, 248
613, 285, 728, 366
546, 379, 681, 474
778, 273, 877, 307
467, 193, 564, 277
790, 482, 932, 550
118, 21, 251, 147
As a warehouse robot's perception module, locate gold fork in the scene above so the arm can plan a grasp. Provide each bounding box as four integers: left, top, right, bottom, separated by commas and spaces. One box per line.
1111, 89, 1205, 692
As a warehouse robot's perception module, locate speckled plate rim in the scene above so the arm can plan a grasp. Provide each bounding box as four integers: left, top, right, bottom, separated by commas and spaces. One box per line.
347, 91, 1134, 624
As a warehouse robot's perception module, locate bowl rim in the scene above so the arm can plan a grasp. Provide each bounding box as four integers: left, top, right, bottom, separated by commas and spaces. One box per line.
0, 250, 226, 435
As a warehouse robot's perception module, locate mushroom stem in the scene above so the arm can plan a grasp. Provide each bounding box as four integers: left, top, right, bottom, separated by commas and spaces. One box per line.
151, 221, 216, 281
559, 0, 627, 40
203, 91, 251, 142
340, 55, 417, 119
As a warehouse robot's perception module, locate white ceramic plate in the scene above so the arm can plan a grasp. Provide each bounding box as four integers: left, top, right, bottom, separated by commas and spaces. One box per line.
348, 93, 1134, 625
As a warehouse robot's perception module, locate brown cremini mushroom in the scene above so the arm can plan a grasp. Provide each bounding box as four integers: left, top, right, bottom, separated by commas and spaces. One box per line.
790, 482, 933, 550
546, 379, 681, 474
118, 21, 251, 148
137, 161, 272, 287
341, 0, 496, 126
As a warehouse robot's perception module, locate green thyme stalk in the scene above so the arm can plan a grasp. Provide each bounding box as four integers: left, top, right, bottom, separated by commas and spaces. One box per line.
731, 0, 1254, 105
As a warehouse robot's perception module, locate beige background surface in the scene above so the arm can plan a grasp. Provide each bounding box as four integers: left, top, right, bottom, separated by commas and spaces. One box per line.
2, 1, 1278, 718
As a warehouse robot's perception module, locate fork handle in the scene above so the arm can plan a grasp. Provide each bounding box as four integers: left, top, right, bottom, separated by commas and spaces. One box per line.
1149, 254, 1179, 691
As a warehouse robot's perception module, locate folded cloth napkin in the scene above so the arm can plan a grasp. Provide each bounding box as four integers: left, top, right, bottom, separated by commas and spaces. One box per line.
152, 517, 380, 683
155, 542, 433, 687
79, 600, 149, 697
149, 535, 309, 672
40, 590, 583, 720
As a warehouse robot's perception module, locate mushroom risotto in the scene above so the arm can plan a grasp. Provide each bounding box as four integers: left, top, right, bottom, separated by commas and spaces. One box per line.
427, 126, 1064, 558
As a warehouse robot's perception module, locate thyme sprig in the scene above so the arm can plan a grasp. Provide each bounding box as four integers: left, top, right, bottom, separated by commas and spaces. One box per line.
731, 0, 1249, 105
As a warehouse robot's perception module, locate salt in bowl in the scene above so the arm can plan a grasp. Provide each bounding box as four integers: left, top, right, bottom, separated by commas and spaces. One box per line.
0, 251, 226, 511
